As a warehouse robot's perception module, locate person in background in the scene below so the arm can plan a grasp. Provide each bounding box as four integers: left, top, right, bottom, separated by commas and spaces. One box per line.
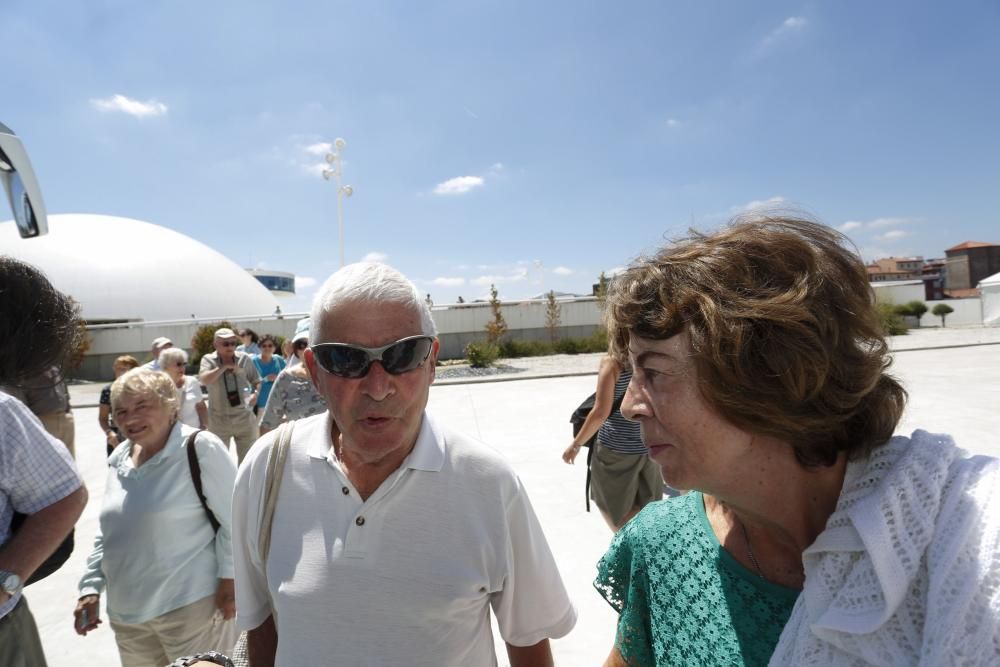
235, 329, 260, 357
198, 328, 261, 463
258, 326, 325, 436
285, 317, 310, 369
280, 339, 294, 365
232, 262, 575, 665
160, 347, 208, 429
594, 216, 1000, 666
75, 369, 237, 666
1, 365, 77, 458
251, 335, 284, 417
563, 354, 662, 532
99, 355, 141, 455
142, 337, 173, 372
0, 255, 88, 667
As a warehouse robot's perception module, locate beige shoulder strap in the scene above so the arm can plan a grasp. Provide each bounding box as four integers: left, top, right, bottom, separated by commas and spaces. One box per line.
258, 421, 294, 563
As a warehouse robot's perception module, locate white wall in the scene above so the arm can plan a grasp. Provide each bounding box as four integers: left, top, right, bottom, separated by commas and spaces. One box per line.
79, 299, 606, 380
924, 297, 984, 327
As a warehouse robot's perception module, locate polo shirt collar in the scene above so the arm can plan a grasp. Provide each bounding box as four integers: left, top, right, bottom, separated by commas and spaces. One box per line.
306, 411, 445, 473
113, 419, 187, 476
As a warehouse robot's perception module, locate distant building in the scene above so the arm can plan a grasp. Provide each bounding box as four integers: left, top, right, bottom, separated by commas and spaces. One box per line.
866, 256, 924, 282
247, 269, 296, 298
945, 241, 1000, 294
921, 258, 947, 300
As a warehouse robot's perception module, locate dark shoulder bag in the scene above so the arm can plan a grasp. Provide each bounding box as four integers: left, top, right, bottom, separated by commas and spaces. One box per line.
9, 512, 74, 585
569, 389, 625, 512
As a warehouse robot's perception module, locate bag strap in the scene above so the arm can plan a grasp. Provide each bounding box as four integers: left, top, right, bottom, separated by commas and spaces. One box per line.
258, 421, 294, 563
186, 430, 221, 533
583, 387, 627, 512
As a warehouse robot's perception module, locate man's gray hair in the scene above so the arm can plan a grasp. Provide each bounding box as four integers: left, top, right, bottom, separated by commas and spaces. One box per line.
310, 262, 437, 341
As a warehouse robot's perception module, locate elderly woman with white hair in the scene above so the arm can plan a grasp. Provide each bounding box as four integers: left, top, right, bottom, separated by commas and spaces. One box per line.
74, 368, 238, 666
159, 347, 208, 430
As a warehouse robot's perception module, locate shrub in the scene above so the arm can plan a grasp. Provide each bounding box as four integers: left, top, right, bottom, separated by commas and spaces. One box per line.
877, 303, 908, 336
905, 301, 928, 326
190, 320, 235, 367
465, 341, 500, 368
932, 303, 954, 326
499, 339, 554, 358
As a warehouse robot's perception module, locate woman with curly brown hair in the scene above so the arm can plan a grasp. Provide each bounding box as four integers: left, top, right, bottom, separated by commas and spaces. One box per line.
594, 215, 1000, 666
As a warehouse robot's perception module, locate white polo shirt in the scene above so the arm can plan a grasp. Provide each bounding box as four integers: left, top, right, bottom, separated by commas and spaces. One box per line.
233, 412, 576, 666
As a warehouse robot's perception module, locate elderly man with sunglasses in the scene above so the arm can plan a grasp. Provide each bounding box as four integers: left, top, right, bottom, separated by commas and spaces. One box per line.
231, 262, 576, 667
198, 328, 262, 463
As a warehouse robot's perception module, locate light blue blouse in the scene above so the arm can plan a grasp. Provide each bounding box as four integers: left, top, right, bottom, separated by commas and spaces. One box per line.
78, 422, 237, 624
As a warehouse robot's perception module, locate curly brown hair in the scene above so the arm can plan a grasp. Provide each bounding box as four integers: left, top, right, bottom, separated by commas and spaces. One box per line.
606, 214, 906, 467
0, 255, 81, 383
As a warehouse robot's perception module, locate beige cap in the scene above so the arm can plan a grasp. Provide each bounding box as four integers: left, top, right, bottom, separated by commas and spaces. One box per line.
214, 327, 238, 339
151, 336, 172, 348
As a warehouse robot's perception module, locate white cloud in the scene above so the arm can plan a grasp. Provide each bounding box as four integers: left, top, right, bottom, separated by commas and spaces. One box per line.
295, 276, 317, 290
489, 162, 505, 174
472, 268, 529, 286
666, 118, 680, 128
304, 142, 332, 156
90, 94, 168, 118
878, 230, 909, 241
868, 217, 916, 228
552, 266, 574, 276
432, 276, 466, 287
606, 266, 627, 277
733, 196, 787, 213
362, 251, 388, 263
303, 163, 328, 177
433, 176, 485, 196
838, 221, 863, 232
763, 16, 807, 45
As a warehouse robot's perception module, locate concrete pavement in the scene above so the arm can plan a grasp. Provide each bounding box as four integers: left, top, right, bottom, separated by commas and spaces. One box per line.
26, 327, 1000, 666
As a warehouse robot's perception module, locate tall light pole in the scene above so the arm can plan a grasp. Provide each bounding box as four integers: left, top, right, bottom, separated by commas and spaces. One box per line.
322, 137, 353, 267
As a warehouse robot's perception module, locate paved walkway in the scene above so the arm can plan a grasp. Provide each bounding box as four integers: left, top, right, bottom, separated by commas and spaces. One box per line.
28, 325, 1000, 666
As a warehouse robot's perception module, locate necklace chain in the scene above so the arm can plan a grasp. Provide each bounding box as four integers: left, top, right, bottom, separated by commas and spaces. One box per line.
739, 519, 766, 580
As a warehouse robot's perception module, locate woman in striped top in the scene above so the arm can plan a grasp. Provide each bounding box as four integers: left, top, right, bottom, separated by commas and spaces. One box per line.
563, 355, 663, 531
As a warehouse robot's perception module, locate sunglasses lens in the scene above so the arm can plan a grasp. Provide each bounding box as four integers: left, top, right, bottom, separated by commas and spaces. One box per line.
316, 345, 371, 378
382, 338, 432, 374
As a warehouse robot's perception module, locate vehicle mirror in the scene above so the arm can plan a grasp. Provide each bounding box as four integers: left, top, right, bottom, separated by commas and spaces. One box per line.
0, 122, 48, 238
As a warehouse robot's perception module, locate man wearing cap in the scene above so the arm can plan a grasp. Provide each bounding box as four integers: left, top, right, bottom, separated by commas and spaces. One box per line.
142, 337, 173, 372
232, 263, 575, 666
198, 328, 261, 463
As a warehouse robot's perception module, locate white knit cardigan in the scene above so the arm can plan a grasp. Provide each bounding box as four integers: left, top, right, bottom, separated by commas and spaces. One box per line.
770, 430, 1000, 666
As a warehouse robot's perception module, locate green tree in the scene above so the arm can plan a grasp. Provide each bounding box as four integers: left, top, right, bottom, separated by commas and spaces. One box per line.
932, 303, 954, 327
595, 271, 609, 302
905, 300, 928, 327
190, 320, 235, 367
485, 284, 508, 344
545, 290, 562, 343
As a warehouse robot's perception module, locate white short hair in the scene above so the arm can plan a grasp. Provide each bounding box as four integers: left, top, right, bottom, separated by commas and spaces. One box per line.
158, 347, 188, 367
310, 262, 437, 341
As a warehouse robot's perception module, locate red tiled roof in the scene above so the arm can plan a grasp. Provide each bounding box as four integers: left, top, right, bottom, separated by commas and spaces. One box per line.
946, 241, 997, 252
942, 288, 981, 298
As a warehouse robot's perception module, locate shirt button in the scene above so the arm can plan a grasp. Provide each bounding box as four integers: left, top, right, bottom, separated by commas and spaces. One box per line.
341, 486, 350, 495
355, 516, 365, 526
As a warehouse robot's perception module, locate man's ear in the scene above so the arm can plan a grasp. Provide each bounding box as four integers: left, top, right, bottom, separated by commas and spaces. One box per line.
428, 339, 440, 381
304, 348, 322, 391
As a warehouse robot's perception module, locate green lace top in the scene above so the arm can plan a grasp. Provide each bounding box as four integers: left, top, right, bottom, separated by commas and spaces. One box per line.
594, 492, 800, 667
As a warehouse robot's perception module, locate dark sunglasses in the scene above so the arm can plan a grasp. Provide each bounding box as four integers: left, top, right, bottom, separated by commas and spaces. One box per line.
293, 339, 309, 350
311, 335, 434, 379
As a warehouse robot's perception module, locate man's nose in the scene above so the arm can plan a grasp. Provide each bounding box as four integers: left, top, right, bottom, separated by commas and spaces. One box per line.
360, 361, 394, 401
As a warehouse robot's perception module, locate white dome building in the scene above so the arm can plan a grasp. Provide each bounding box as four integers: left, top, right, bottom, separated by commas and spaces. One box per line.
0, 213, 280, 321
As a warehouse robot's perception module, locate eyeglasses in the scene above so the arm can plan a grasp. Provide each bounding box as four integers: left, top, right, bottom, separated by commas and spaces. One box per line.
219, 341, 238, 347
311, 335, 434, 379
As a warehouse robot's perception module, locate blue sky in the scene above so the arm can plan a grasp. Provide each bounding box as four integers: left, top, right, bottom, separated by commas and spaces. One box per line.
4, 0, 999, 308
